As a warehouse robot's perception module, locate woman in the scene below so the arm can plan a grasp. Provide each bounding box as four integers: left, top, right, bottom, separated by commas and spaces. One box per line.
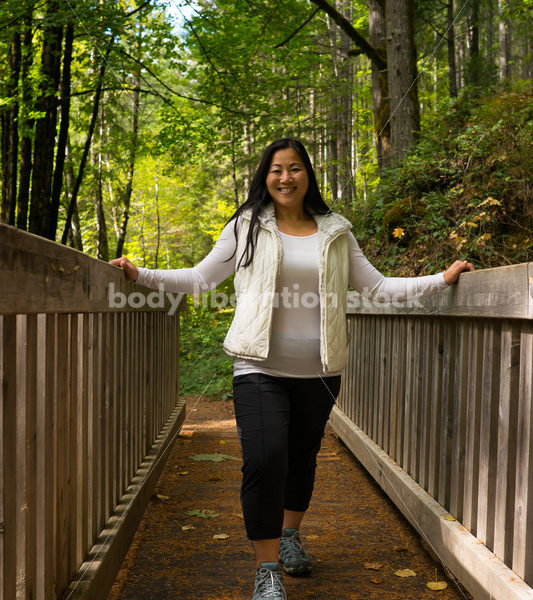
110, 138, 473, 600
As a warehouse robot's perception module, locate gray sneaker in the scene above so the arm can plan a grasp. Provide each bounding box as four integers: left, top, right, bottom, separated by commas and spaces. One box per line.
279, 528, 312, 575
252, 562, 287, 600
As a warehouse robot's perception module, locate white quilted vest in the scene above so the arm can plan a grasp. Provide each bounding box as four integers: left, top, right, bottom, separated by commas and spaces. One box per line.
223, 203, 352, 374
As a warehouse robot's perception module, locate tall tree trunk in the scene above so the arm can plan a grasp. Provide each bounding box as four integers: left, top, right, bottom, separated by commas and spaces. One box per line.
61, 39, 113, 244
155, 159, 160, 268
95, 101, 109, 261
486, 0, 495, 74
29, 0, 63, 237
243, 120, 252, 197
230, 129, 239, 207
385, 0, 420, 162
48, 19, 74, 240
337, 0, 354, 206
368, 0, 391, 168
64, 138, 83, 250
468, 0, 480, 85
457, 27, 466, 90
327, 15, 339, 205
1, 31, 21, 225
17, 11, 34, 231
309, 87, 317, 167
498, 0, 510, 82
447, 0, 458, 97
115, 64, 141, 258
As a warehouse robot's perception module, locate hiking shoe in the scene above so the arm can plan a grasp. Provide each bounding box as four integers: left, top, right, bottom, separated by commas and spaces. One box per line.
252, 562, 287, 600
279, 528, 312, 575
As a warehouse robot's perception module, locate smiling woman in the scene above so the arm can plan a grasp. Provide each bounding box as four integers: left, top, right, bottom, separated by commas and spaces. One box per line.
109, 137, 473, 600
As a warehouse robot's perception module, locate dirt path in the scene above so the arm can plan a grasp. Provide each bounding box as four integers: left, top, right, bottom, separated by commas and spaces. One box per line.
106, 396, 470, 600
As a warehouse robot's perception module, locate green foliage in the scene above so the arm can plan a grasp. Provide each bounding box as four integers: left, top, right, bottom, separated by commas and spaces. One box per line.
179, 295, 234, 399
356, 87, 533, 275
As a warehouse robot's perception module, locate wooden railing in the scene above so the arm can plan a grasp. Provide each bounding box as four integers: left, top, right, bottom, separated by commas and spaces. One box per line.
0, 224, 186, 600
331, 263, 533, 600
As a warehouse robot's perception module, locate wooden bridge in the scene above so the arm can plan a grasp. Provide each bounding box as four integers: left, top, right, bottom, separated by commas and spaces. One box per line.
1, 223, 532, 600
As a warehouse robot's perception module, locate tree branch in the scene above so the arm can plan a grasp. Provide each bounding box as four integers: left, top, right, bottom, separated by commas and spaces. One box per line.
117, 47, 249, 115
309, 0, 386, 70
418, 15, 448, 41
125, 0, 153, 18
274, 7, 319, 48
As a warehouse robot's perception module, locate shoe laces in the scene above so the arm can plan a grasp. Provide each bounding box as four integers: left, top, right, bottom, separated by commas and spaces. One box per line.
281, 531, 306, 559
255, 567, 286, 599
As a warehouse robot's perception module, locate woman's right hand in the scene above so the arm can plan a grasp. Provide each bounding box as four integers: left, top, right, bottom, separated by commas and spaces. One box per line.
109, 257, 139, 282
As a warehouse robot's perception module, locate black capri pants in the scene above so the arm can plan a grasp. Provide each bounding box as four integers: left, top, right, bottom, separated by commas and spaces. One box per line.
232, 373, 342, 541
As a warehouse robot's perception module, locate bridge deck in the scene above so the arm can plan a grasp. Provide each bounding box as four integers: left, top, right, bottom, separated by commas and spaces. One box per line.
106, 396, 470, 600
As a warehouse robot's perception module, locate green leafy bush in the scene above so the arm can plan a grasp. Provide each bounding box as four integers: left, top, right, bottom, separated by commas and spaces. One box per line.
356, 86, 533, 275
179, 293, 234, 399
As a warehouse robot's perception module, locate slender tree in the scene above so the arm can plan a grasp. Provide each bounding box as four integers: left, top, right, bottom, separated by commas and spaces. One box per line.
115, 37, 141, 258
0, 30, 21, 225
447, 0, 458, 97
28, 0, 63, 237
17, 9, 35, 230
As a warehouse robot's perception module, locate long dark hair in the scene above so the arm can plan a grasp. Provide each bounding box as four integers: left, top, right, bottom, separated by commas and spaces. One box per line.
229, 138, 331, 268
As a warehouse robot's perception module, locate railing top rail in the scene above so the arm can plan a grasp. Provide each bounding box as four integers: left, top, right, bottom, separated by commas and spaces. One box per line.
347, 262, 533, 320
0, 223, 186, 315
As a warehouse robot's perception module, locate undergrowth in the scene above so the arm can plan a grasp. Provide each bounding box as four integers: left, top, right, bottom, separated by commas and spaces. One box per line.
179, 294, 234, 399
355, 84, 533, 275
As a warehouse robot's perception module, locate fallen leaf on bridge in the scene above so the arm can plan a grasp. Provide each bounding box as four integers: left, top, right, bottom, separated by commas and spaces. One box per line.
427, 581, 448, 590
213, 534, 229, 540
185, 509, 220, 518
181, 525, 195, 531
394, 569, 416, 577
364, 562, 384, 570
190, 453, 239, 462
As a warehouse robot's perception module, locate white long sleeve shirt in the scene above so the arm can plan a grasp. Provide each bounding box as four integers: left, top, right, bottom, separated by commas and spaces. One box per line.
137, 219, 448, 377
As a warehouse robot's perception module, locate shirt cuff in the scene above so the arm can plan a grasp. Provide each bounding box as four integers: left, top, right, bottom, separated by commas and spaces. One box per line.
136, 266, 148, 286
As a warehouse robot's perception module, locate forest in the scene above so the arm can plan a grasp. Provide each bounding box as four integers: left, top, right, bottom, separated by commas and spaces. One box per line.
1, 0, 532, 394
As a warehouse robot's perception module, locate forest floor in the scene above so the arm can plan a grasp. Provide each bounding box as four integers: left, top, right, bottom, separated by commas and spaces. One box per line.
106, 396, 471, 600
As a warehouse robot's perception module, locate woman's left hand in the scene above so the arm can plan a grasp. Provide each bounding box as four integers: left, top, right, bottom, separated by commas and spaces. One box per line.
443, 259, 475, 284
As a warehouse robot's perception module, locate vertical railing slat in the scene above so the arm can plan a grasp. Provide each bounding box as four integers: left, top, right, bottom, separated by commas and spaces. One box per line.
428, 318, 443, 497
55, 313, 71, 594
76, 314, 89, 568
389, 317, 399, 461
450, 318, 469, 520
354, 315, 362, 426
494, 321, 520, 564
24, 314, 37, 599
419, 318, 431, 491
476, 320, 500, 549
1, 315, 16, 600
512, 323, 533, 580
463, 320, 483, 533
68, 314, 78, 582
438, 319, 455, 510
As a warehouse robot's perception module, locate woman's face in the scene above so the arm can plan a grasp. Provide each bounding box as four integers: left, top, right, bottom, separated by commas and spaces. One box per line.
266, 147, 309, 212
